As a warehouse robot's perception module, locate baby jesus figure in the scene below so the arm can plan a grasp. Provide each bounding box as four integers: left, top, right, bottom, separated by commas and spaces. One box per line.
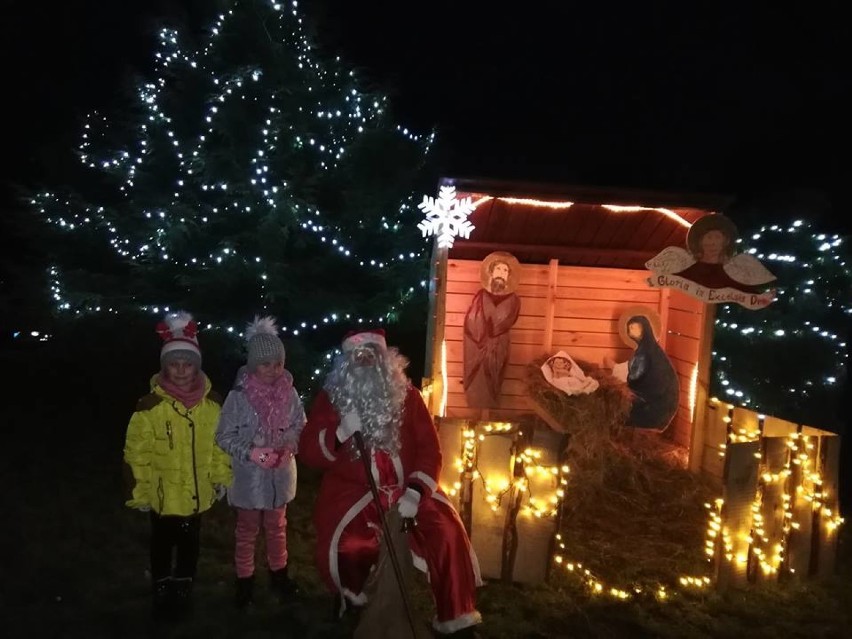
541, 351, 599, 396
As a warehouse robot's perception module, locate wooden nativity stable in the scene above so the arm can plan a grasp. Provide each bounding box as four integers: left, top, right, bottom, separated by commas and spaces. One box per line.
419, 177, 843, 591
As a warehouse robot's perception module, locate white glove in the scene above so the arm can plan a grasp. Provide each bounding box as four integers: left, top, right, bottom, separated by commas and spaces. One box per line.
397, 488, 421, 519
213, 484, 227, 501
337, 411, 362, 442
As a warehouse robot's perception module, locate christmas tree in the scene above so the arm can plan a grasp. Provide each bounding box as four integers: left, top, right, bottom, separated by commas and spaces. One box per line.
30, 0, 435, 386
710, 218, 850, 432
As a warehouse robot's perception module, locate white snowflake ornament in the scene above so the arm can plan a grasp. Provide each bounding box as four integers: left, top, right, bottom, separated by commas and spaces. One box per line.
417, 185, 475, 249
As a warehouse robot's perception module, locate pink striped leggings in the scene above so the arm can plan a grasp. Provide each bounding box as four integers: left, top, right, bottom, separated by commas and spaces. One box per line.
234, 506, 288, 579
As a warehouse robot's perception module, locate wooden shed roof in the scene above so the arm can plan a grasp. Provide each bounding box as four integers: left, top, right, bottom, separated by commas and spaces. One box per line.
443, 177, 734, 269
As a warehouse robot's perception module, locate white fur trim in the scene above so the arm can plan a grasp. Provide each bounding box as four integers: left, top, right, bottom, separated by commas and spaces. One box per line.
329, 492, 373, 594
411, 551, 428, 575
409, 470, 438, 494
342, 331, 386, 352
319, 429, 336, 462
432, 610, 482, 634
391, 454, 404, 488
342, 588, 368, 606
370, 450, 379, 486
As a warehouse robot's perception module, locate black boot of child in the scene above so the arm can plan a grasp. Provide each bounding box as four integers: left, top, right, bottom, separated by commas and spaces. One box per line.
270, 566, 300, 602
171, 577, 194, 621
151, 577, 173, 622
235, 575, 255, 609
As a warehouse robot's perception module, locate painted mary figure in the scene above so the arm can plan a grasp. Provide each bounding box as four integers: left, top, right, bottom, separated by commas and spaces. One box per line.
541, 351, 599, 396
622, 314, 679, 431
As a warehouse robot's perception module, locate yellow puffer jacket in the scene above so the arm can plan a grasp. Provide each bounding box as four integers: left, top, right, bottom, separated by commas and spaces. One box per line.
124, 374, 232, 515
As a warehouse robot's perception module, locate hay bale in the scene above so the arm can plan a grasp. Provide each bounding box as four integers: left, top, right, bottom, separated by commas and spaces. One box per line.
525, 355, 715, 586
525, 356, 632, 482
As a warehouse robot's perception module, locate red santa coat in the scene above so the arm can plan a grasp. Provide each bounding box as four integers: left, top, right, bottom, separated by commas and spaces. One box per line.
300, 385, 482, 631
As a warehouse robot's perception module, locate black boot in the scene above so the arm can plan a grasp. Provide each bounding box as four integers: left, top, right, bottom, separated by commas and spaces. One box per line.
151, 577, 173, 622
171, 577, 194, 621
269, 566, 300, 602
235, 575, 255, 609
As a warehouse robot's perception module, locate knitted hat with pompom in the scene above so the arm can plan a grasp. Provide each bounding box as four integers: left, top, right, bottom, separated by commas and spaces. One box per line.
156, 311, 202, 368
246, 316, 285, 371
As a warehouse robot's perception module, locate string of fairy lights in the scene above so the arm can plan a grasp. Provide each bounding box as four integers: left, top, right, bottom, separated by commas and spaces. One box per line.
712, 219, 849, 407
703, 400, 843, 582
437, 404, 844, 602
438, 421, 711, 601
33, 0, 433, 333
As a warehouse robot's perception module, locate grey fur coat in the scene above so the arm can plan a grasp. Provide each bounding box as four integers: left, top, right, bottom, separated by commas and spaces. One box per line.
215, 367, 306, 509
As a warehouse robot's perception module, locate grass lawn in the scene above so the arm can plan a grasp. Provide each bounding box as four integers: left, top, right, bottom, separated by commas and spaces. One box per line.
2, 347, 849, 639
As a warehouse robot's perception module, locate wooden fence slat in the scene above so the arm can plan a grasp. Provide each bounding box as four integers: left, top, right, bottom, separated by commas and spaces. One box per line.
511, 426, 565, 584
447, 260, 654, 288
443, 325, 624, 349
543, 259, 558, 352
815, 435, 841, 578
700, 402, 728, 478
754, 437, 788, 584
666, 332, 700, 363
443, 339, 633, 368
667, 288, 705, 312
762, 415, 798, 438
716, 440, 760, 590
444, 313, 618, 333
435, 418, 465, 512
666, 307, 704, 339
469, 432, 516, 581
785, 433, 815, 579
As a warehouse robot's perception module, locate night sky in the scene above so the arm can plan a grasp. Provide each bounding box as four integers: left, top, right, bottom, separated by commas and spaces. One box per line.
1, 0, 850, 231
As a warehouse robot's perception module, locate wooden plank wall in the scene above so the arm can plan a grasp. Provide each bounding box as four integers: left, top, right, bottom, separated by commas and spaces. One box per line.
443, 260, 664, 421
664, 290, 707, 448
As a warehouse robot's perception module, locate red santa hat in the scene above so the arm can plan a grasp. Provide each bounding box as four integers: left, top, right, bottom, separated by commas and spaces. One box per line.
341, 328, 387, 353
156, 311, 202, 366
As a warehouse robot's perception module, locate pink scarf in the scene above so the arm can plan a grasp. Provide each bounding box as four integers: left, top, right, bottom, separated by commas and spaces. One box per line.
243, 371, 294, 448
157, 372, 207, 409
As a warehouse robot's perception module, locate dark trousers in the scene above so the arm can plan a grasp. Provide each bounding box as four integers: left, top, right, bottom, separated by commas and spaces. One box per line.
149, 512, 202, 582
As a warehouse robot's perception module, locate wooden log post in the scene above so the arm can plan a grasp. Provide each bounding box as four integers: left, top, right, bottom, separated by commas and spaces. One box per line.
688, 305, 717, 473
542, 259, 558, 354
511, 425, 566, 585
784, 428, 815, 580
426, 243, 449, 416
813, 434, 842, 579
469, 425, 516, 581
753, 435, 788, 583
715, 436, 760, 590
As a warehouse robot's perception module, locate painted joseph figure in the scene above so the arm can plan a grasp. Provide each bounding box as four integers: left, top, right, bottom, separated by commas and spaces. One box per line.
462, 251, 521, 408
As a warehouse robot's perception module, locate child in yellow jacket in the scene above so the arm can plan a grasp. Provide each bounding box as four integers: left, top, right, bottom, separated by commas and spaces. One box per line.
124, 311, 232, 621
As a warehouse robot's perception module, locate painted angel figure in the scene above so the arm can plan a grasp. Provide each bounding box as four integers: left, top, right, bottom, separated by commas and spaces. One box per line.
645, 213, 776, 294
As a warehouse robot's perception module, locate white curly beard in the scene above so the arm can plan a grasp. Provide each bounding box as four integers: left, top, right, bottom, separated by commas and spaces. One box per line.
324, 345, 410, 455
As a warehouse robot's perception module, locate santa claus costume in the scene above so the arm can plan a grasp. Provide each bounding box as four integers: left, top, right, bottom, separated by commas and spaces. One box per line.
299, 329, 482, 637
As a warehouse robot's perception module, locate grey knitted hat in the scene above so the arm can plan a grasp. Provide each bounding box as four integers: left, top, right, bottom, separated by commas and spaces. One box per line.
246, 316, 285, 371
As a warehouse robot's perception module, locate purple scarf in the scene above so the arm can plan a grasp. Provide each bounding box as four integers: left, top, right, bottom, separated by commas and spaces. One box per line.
157, 372, 207, 409
243, 371, 294, 448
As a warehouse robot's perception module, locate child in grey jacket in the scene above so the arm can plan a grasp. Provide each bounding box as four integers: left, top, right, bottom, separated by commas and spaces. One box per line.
215, 316, 306, 608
